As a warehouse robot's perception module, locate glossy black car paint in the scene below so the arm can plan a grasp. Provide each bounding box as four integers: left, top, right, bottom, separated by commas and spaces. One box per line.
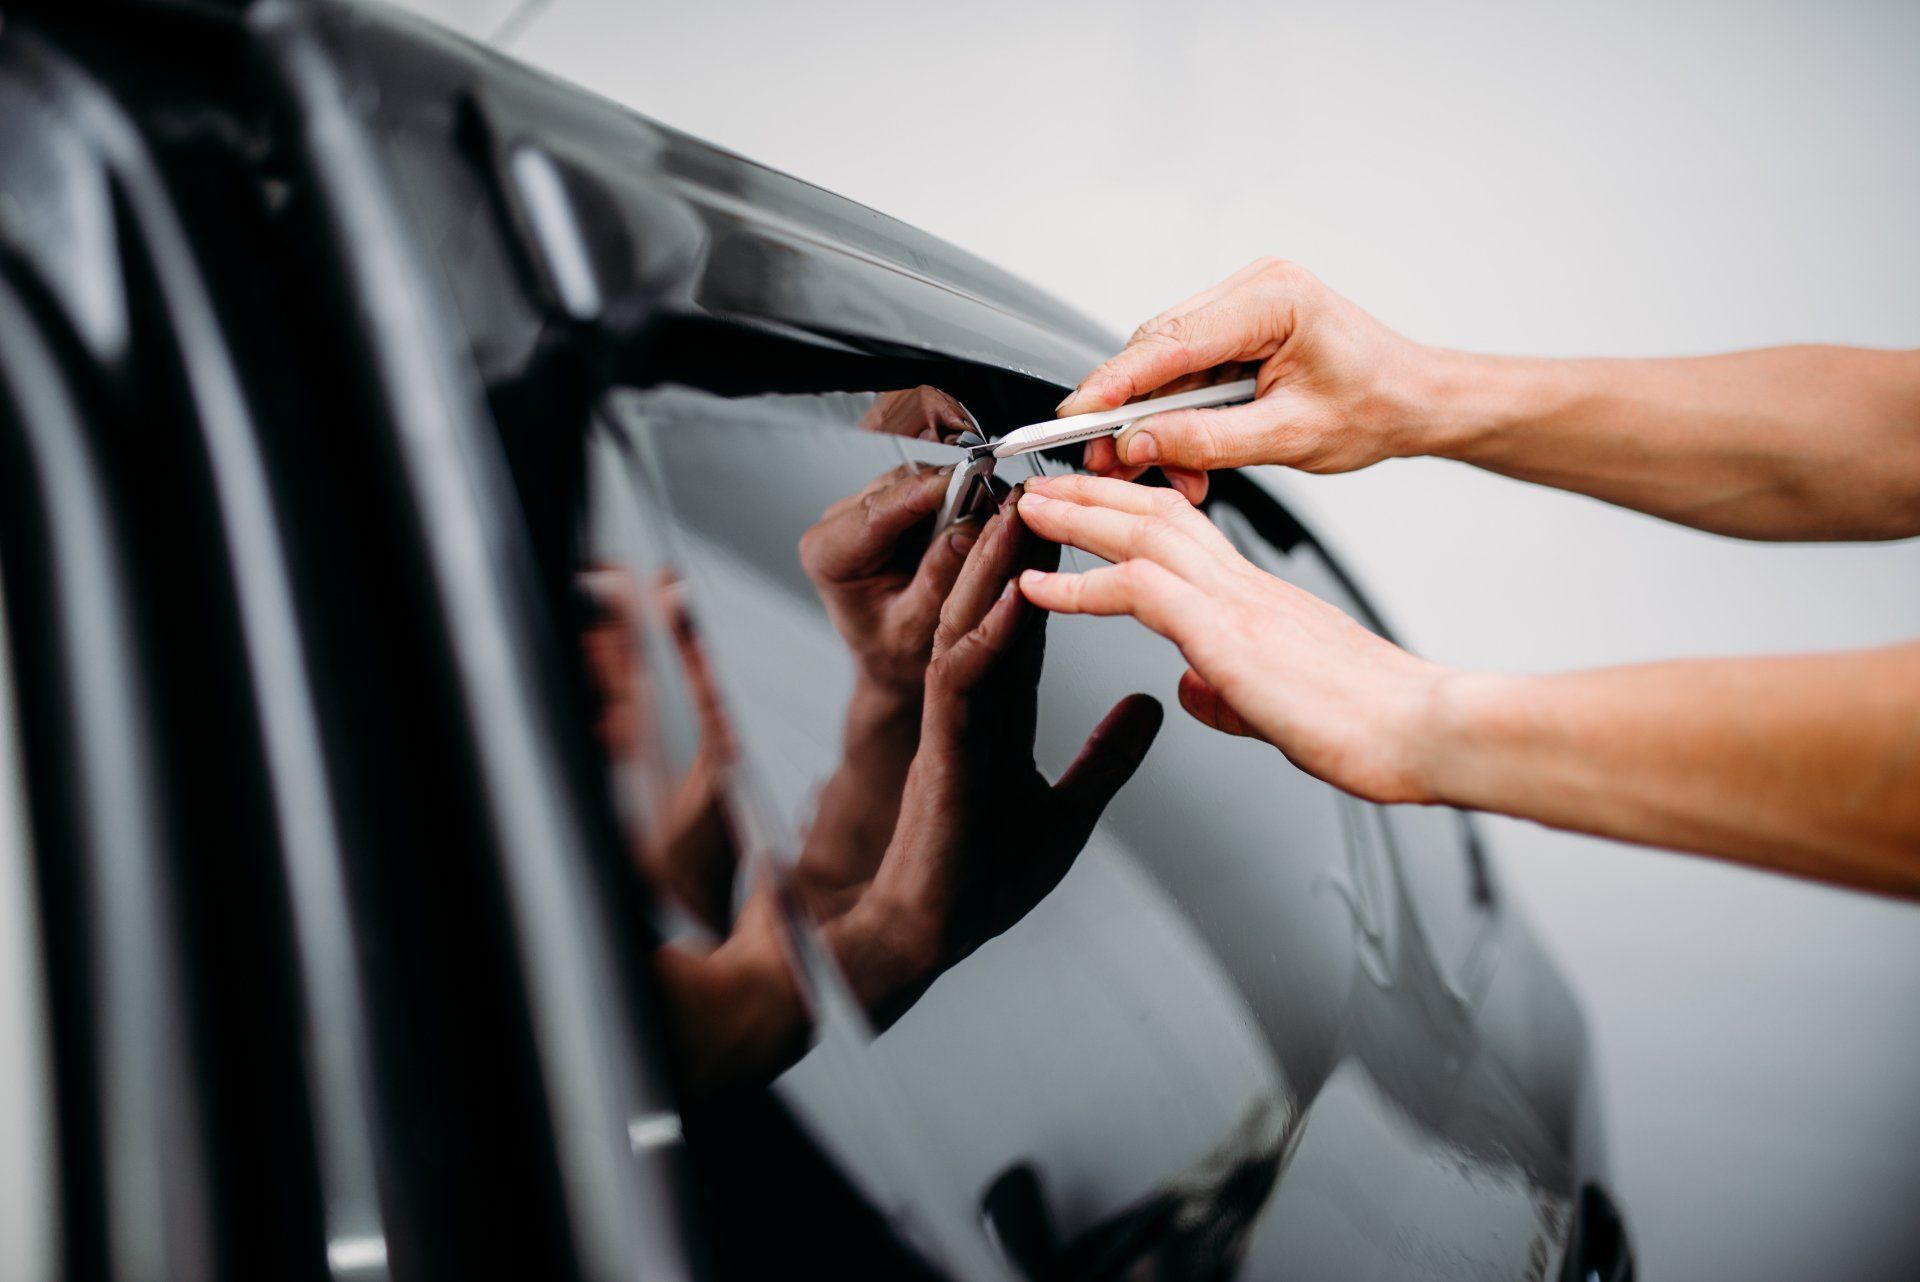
0, 3, 1630, 1279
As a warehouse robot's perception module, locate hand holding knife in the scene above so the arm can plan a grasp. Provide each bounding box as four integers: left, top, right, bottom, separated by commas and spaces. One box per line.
979, 377, 1259, 460
937, 378, 1259, 526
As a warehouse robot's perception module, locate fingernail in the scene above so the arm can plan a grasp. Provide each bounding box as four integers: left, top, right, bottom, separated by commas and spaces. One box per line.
1124, 431, 1158, 465
1020, 569, 1046, 588
947, 523, 980, 554
1019, 490, 1052, 507
1057, 379, 1104, 414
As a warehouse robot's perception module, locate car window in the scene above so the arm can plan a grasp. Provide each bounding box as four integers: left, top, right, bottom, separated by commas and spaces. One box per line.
564, 382, 1560, 1278
1210, 492, 1498, 1007
574, 382, 1020, 1276
586, 385, 1376, 1275
0, 563, 57, 1282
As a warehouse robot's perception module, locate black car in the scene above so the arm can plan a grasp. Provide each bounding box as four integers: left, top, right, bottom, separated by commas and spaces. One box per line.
0, 3, 1630, 1278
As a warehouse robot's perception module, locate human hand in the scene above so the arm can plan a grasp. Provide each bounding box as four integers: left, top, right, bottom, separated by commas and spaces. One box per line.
1062, 258, 1439, 502
858, 384, 980, 444
845, 495, 1163, 994
798, 463, 978, 696
1013, 474, 1450, 805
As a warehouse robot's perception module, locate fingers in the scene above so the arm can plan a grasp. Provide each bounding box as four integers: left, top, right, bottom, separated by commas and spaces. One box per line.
1081, 437, 1206, 502
1052, 693, 1163, 836
927, 581, 1024, 697
934, 502, 1024, 653
1016, 560, 1202, 648
1081, 434, 1129, 477
1128, 260, 1276, 346
1014, 491, 1212, 580
1017, 475, 1237, 571
1163, 467, 1210, 506
1110, 392, 1303, 472
1080, 437, 1148, 485
1177, 667, 1256, 738
801, 466, 950, 582
1025, 471, 1190, 514
658, 578, 737, 762
891, 514, 980, 640
859, 385, 979, 442
1057, 301, 1259, 415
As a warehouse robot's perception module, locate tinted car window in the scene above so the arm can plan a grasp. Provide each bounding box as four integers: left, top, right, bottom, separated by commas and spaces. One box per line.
590, 385, 1332, 1271
570, 381, 1569, 1279
1209, 497, 1498, 1007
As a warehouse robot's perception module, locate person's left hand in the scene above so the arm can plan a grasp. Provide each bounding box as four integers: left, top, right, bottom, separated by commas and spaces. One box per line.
1013, 473, 1452, 805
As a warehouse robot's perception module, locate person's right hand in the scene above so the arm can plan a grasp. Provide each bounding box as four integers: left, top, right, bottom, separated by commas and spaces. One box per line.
1061, 258, 1439, 500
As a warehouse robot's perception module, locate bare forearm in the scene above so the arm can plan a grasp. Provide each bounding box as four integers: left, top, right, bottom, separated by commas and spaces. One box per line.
1425, 642, 1920, 897
1419, 346, 1920, 540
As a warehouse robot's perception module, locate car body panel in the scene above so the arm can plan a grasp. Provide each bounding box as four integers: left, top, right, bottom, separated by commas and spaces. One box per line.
0, 3, 1625, 1279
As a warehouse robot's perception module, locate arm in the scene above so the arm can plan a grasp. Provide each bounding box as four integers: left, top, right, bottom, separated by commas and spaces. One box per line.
1431, 645, 1920, 895
1014, 474, 1920, 900
1423, 347, 1920, 540
1063, 258, 1920, 540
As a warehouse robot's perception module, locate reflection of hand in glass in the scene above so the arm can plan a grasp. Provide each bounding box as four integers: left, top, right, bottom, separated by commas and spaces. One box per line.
578, 566, 737, 934
857, 384, 979, 443
796, 464, 977, 912
799, 463, 977, 695
825, 494, 1163, 1016
581, 565, 806, 1096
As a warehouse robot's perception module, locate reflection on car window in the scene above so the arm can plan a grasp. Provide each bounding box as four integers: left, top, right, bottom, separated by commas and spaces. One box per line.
568, 389, 1565, 1279
576, 381, 1090, 1276
1211, 496, 1496, 1005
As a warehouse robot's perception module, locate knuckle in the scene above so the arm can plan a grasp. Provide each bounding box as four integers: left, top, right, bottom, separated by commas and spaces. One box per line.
924, 649, 957, 688
1150, 314, 1195, 346
1113, 560, 1158, 602
1132, 513, 1179, 556
932, 609, 963, 653
1148, 487, 1191, 516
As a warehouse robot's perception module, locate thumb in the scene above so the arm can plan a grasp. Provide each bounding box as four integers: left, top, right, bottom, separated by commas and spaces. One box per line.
1113, 391, 1308, 471
1177, 668, 1258, 739
1053, 694, 1163, 837
1058, 305, 1253, 415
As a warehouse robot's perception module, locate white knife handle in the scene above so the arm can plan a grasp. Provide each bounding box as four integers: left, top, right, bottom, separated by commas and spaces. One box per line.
990, 378, 1259, 458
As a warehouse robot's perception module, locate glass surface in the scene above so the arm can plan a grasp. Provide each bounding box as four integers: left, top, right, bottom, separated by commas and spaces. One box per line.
1209, 505, 1498, 1008
569, 383, 1568, 1279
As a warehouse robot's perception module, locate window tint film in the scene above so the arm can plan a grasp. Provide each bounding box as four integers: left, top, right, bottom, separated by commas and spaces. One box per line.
1210, 499, 1497, 1007
572, 384, 1567, 1279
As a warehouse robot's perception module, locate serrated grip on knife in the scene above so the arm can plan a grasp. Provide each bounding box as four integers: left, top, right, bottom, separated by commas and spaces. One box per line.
988, 378, 1260, 459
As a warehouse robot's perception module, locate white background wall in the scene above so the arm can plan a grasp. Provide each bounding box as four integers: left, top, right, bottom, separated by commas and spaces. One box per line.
404, 3, 1920, 1277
